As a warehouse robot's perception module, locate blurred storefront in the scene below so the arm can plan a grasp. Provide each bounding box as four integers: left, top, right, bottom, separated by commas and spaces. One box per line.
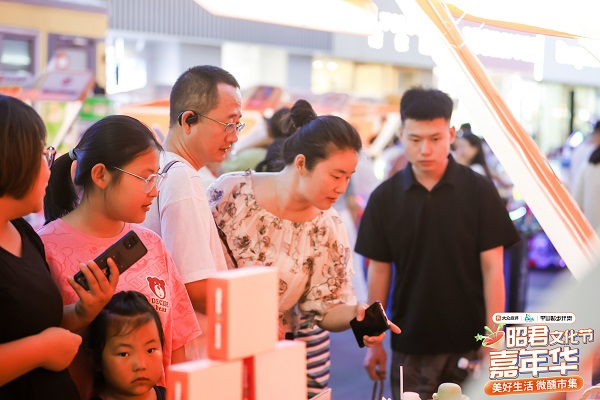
104, 0, 433, 104
0, 0, 112, 152
2, 0, 600, 153
443, 22, 600, 154
0, 0, 107, 91
104, 0, 600, 153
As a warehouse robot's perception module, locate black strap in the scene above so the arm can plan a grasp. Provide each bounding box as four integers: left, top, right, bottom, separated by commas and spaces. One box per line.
157, 160, 181, 211
157, 158, 239, 269
216, 223, 239, 268
161, 160, 180, 174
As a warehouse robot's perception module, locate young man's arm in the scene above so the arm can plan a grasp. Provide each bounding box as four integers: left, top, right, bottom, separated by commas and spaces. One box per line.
171, 346, 186, 364
363, 260, 393, 380
480, 246, 505, 328
185, 280, 208, 313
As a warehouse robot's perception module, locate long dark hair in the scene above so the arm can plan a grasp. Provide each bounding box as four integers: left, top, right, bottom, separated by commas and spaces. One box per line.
87, 291, 165, 393
589, 147, 600, 165
44, 115, 162, 223
458, 132, 492, 179
280, 99, 362, 171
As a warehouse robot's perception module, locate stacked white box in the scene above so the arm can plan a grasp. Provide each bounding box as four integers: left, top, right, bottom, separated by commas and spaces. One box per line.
167, 359, 242, 400
206, 266, 279, 360
243, 340, 307, 400
167, 266, 314, 399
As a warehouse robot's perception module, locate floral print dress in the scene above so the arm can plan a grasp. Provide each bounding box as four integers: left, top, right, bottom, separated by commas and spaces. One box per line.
208, 170, 357, 397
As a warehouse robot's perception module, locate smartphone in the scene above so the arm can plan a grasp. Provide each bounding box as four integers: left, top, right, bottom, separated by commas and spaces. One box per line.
73, 230, 148, 290
350, 301, 390, 348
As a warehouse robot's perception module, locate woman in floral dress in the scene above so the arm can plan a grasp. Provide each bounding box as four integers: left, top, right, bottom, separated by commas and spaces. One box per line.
208, 99, 399, 398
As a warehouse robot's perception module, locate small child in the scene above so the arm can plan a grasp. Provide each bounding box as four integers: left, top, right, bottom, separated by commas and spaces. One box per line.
87, 291, 166, 400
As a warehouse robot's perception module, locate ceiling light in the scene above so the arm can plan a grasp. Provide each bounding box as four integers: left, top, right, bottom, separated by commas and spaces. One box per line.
195, 0, 379, 36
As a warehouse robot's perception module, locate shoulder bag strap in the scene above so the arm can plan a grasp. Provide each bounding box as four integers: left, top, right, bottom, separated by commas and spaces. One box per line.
157, 160, 181, 212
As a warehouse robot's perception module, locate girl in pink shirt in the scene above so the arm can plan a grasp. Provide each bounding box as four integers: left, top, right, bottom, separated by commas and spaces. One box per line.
39, 115, 200, 399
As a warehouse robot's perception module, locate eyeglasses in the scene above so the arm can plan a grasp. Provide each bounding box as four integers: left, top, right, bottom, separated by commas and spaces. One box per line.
191, 111, 246, 135
111, 167, 166, 193
43, 146, 56, 168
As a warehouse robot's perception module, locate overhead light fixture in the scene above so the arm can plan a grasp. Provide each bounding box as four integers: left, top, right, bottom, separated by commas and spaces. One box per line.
194, 0, 379, 36
444, 1, 600, 87
445, 0, 599, 40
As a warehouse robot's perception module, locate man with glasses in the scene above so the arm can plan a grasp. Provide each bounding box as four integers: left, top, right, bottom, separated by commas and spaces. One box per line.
142, 66, 244, 357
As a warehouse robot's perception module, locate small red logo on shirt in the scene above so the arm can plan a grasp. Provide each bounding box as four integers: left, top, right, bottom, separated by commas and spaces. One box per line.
147, 276, 166, 299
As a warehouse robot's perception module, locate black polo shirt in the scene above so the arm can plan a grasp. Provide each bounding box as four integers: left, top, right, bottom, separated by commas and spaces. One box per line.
355, 156, 520, 354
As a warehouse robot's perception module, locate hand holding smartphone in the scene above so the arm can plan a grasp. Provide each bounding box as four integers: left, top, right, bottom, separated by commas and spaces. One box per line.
73, 231, 148, 290
350, 301, 391, 348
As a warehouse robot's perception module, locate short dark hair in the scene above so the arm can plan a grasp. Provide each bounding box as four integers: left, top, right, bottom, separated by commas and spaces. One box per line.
0, 95, 47, 199
87, 291, 165, 393
44, 115, 162, 223
169, 65, 240, 127
281, 100, 362, 170
593, 120, 600, 134
255, 107, 296, 172
400, 87, 453, 123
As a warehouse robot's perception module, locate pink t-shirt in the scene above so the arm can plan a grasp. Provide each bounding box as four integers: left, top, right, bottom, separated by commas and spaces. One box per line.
37, 219, 201, 385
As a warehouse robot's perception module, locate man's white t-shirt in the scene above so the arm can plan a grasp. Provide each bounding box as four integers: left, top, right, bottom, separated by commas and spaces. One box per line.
142, 151, 227, 283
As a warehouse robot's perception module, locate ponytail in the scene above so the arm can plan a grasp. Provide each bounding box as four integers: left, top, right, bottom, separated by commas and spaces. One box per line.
44, 152, 79, 223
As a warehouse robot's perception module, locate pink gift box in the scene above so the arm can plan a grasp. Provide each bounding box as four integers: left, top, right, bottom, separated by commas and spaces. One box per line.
243, 340, 308, 400
207, 266, 279, 360
167, 359, 243, 400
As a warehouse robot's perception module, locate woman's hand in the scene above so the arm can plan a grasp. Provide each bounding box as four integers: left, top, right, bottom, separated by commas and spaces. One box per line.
37, 327, 82, 371
68, 258, 120, 325
354, 303, 401, 347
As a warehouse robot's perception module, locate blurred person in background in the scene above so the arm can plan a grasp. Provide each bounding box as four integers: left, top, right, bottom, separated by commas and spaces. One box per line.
455, 128, 528, 312
573, 125, 600, 229
455, 127, 514, 207
453, 131, 493, 180
255, 106, 294, 172
569, 121, 600, 192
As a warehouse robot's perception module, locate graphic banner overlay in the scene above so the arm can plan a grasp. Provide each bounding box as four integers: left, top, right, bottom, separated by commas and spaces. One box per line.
476, 313, 594, 396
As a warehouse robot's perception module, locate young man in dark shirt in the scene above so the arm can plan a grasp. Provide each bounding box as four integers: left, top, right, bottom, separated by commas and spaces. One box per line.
356, 87, 520, 400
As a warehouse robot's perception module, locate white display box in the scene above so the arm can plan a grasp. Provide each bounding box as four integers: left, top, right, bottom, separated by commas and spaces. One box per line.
244, 340, 307, 400
167, 359, 243, 400
207, 266, 279, 361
